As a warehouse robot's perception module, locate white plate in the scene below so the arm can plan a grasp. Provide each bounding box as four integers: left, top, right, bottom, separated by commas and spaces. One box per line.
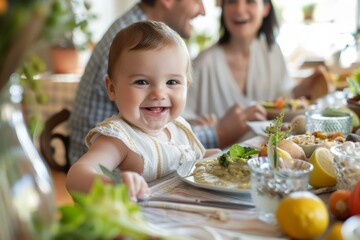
177, 160, 250, 195
247, 120, 273, 137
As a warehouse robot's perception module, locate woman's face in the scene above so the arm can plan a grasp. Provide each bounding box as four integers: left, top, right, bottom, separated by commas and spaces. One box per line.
223, 0, 270, 41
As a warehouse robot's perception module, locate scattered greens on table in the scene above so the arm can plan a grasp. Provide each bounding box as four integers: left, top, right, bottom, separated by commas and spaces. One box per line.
218, 144, 259, 167
50, 167, 186, 240
265, 111, 291, 169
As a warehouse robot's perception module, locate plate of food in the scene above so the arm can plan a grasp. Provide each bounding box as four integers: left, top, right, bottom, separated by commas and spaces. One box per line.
261, 96, 310, 122
177, 145, 258, 194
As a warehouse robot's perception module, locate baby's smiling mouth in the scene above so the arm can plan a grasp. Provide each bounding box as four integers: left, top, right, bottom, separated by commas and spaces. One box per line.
143, 107, 169, 112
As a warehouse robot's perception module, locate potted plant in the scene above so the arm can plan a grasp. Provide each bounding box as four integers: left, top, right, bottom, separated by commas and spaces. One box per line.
302, 3, 315, 22
46, 0, 96, 73
346, 69, 360, 118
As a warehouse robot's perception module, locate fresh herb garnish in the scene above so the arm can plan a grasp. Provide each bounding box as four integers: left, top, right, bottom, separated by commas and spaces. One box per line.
265, 111, 291, 168
218, 144, 259, 167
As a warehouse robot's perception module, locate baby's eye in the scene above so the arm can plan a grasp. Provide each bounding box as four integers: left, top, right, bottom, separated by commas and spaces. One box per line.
246, 0, 257, 4
134, 79, 148, 85
166, 79, 179, 85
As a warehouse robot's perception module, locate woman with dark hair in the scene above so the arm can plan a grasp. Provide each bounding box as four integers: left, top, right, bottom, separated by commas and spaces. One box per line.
184, 0, 329, 147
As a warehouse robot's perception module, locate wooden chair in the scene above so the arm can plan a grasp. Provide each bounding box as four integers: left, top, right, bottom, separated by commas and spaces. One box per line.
40, 108, 71, 173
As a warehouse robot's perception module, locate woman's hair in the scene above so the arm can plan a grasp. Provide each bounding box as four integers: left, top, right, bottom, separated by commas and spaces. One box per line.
108, 20, 192, 82
218, 0, 278, 49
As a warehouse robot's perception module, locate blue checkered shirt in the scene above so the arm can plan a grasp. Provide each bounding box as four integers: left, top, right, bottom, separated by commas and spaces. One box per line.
69, 4, 219, 164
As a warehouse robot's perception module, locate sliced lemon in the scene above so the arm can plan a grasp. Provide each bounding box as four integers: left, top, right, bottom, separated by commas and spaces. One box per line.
308, 147, 336, 188
277, 147, 293, 161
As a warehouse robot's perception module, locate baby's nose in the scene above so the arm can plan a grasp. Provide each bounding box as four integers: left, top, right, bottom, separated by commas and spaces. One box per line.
150, 86, 166, 100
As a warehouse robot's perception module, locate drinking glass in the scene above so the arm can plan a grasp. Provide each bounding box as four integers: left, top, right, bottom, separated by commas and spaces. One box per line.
248, 157, 313, 224
331, 145, 360, 190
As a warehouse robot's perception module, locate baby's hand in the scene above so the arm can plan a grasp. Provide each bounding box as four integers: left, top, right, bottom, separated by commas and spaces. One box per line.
121, 171, 150, 201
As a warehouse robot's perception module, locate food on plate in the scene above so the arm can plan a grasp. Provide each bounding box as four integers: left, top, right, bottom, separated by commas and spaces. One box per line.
278, 139, 306, 160
290, 114, 306, 135
276, 191, 329, 240
258, 139, 306, 161
193, 145, 258, 189
287, 131, 345, 158
308, 147, 337, 188
262, 96, 309, 111
262, 97, 310, 122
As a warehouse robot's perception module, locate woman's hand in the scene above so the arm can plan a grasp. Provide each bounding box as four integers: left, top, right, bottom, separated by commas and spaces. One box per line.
216, 103, 266, 148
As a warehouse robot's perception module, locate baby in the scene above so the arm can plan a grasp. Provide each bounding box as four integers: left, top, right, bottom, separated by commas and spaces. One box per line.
66, 21, 220, 200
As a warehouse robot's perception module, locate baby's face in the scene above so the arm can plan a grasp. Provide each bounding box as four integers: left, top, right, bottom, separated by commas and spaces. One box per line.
107, 45, 188, 134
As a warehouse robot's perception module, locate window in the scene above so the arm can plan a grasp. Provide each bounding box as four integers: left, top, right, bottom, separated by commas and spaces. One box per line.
274, 0, 359, 68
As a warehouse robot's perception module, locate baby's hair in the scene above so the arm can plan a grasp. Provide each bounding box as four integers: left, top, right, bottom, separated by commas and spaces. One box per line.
108, 20, 192, 82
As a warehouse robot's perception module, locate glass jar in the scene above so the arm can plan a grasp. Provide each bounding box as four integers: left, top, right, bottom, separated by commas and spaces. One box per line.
248, 157, 313, 224
0, 74, 55, 239
305, 109, 352, 136
331, 145, 360, 190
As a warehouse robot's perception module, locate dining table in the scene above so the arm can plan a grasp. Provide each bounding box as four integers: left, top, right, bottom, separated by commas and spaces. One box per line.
138, 135, 336, 240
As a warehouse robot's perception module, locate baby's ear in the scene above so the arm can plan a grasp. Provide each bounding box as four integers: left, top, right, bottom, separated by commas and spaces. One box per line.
105, 75, 116, 100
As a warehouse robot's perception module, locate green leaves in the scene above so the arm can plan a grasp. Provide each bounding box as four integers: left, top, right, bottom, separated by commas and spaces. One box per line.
265, 111, 291, 146
347, 74, 360, 96
51, 176, 188, 240
265, 111, 290, 169
51, 178, 153, 240
229, 144, 259, 159
218, 144, 259, 167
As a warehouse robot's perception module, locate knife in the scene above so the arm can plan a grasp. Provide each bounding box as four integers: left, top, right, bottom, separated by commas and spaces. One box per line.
138, 196, 254, 209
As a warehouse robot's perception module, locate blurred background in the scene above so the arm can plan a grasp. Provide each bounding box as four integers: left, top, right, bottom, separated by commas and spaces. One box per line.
39, 0, 360, 77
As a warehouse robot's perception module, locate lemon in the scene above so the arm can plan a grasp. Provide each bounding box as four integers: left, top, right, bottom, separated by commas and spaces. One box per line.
325, 222, 344, 240
277, 147, 293, 161
276, 191, 329, 239
308, 147, 337, 188
340, 106, 360, 127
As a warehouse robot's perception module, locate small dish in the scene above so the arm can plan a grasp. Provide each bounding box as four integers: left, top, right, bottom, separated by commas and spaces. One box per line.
287, 135, 320, 158
287, 132, 345, 158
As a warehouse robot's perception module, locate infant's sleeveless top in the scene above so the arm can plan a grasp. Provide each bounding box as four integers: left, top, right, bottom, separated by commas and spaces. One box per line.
86, 115, 205, 181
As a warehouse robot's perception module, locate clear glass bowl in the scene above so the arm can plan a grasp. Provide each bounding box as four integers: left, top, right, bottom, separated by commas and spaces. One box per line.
248, 157, 313, 224
305, 110, 352, 135
330, 145, 360, 190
